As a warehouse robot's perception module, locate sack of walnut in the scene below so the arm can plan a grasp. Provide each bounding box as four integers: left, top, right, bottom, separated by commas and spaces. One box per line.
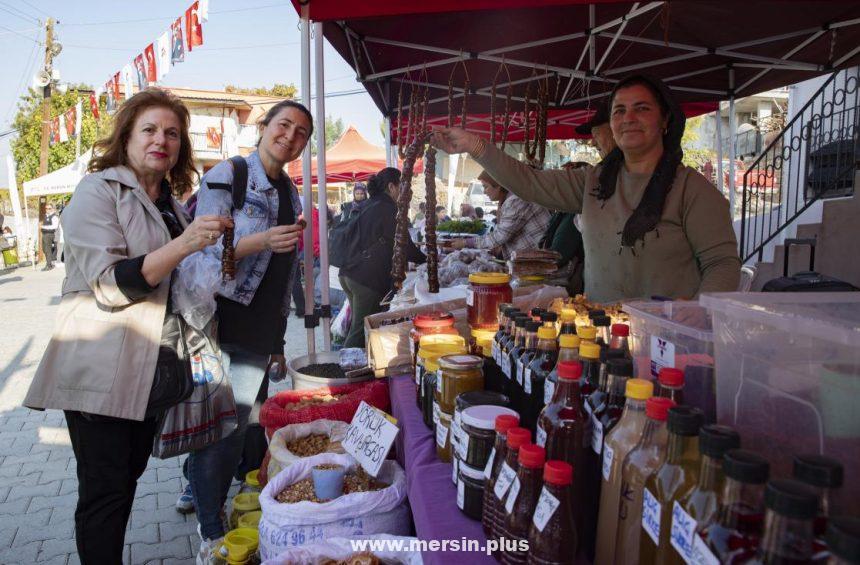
259, 453, 411, 560
262, 535, 423, 565
266, 420, 349, 481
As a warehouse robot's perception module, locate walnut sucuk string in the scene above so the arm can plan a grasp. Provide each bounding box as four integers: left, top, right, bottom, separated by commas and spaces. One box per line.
424, 146, 439, 293
537, 78, 549, 166
491, 61, 513, 149
221, 225, 236, 281
523, 79, 534, 161
391, 134, 428, 291
396, 80, 406, 159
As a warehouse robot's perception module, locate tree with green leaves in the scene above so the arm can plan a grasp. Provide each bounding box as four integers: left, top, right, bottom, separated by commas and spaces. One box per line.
681, 116, 715, 170
224, 83, 297, 98
311, 115, 344, 155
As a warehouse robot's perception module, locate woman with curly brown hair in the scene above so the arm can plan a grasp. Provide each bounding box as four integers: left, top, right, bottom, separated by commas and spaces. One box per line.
24, 88, 232, 563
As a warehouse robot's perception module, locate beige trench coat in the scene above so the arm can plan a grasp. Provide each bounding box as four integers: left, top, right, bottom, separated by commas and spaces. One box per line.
24, 166, 190, 421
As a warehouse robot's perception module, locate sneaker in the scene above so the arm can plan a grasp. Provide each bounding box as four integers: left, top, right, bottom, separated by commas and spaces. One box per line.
196, 536, 225, 565
175, 483, 195, 514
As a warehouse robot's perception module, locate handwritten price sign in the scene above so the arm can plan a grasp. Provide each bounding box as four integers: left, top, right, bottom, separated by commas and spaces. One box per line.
342, 401, 400, 477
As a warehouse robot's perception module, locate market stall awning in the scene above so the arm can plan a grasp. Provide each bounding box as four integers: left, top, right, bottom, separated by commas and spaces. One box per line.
287, 124, 422, 184
292, 1, 860, 141
23, 150, 91, 197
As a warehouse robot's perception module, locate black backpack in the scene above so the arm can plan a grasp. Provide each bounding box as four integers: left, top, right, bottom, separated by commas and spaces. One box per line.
189, 155, 248, 219
329, 201, 390, 270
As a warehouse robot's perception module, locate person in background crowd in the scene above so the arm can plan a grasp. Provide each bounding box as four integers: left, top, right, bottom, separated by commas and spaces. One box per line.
576, 101, 616, 159
185, 99, 310, 562
435, 205, 451, 224
459, 202, 478, 220
292, 206, 322, 317
338, 167, 425, 347
414, 201, 426, 223
448, 169, 551, 260
40, 203, 60, 271
23, 89, 231, 564
339, 182, 368, 222
475, 206, 484, 220
432, 74, 741, 302
540, 161, 590, 295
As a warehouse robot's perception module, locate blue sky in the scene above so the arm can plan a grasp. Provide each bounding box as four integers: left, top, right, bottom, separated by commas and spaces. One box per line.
0, 0, 383, 183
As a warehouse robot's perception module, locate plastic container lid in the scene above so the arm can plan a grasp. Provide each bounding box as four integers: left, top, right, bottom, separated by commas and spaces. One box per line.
557, 360, 583, 381
765, 479, 819, 519
232, 492, 260, 512
624, 300, 714, 342
544, 461, 573, 486
577, 326, 598, 340
626, 378, 654, 400
525, 320, 541, 333
439, 354, 484, 371
593, 315, 611, 327
537, 327, 557, 340
607, 358, 634, 377
559, 334, 581, 348
413, 311, 455, 329
658, 367, 685, 388
560, 308, 576, 322
611, 323, 630, 337
646, 397, 675, 420
541, 311, 559, 323
459, 461, 486, 481
469, 272, 511, 285
495, 414, 521, 433
456, 390, 511, 413
507, 427, 532, 450
723, 449, 770, 484
793, 454, 844, 489
471, 328, 496, 339
418, 342, 467, 361
668, 406, 704, 436
579, 342, 601, 360
425, 357, 443, 373
827, 517, 860, 563
237, 510, 262, 529
462, 405, 519, 431
244, 469, 260, 488
519, 444, 546, 468
699, 425, 741, 459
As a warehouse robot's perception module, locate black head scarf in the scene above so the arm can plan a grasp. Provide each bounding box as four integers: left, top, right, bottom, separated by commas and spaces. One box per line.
592, 74, 686, 250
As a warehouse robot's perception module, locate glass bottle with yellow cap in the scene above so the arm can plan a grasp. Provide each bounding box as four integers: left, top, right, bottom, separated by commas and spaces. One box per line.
576, 324, 598, 346
522, 325, 559, 433
579, 341, 602, 400
467, 272, 513, 330
544, 333, 580, 407
559, 308, 578, 336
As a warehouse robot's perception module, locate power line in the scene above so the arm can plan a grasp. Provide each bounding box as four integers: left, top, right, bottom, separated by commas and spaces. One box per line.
0, 26, 41, 37
20, 0, 50, 18
0, 1, 39, 24
60, 2, 288, 26
0, 23, 42, 43
3, 27, 41, 126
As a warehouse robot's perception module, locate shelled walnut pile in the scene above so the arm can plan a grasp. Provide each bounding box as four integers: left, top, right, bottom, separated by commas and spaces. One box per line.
275, 468, 387, 504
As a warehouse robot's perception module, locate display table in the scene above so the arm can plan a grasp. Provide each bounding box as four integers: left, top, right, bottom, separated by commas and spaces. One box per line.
388, 374, 496, 565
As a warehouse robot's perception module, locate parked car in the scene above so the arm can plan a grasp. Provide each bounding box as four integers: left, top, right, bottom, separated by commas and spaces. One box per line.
464, 180, 498, 215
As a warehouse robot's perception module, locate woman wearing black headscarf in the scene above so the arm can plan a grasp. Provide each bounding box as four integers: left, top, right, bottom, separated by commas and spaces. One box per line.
432, 74, 740, 303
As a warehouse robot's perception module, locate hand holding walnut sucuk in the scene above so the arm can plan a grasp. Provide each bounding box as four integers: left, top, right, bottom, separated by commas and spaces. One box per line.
181, 214, 234, 253
430, 127, 485, 157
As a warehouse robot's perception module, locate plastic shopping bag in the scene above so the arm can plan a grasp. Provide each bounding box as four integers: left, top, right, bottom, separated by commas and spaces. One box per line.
331, 301, 351, 341
152, 321, 238, 459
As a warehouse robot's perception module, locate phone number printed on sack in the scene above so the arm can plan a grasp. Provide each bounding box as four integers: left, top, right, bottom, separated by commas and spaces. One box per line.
342, 401, 399, 477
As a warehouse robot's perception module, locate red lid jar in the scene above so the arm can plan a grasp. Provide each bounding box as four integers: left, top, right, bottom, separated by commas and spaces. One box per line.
409, 311, 458, 366
467, 272, 513, 331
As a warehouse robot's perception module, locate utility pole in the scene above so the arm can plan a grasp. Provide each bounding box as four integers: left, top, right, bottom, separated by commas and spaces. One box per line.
38, 17, 55, 177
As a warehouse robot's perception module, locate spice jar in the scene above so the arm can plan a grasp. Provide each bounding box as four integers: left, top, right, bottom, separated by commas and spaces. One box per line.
457, 461, 487, 520
467, 272, 513, 330
416, 341, 466, 409
436, 354, 484, 415
411, 313, 459, 367
436, 411, 453, 462
460, 405, 519, 469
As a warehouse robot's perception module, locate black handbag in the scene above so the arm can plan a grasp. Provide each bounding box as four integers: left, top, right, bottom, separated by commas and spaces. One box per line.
146, 312, 195, 418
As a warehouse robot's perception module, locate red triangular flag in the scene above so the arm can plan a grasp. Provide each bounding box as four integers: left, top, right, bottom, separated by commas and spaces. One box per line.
64, 107, 77, 137
90, 92, 100, 120
112, 72, 122, 101
144, 43, 158, 83
186, 1, 203, 51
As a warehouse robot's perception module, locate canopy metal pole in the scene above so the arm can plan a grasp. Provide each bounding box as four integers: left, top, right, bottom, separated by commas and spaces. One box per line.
300, 3, 315, 354
728, 68, 737, 218
314, 21, 332, 351
715, 107, 725, 196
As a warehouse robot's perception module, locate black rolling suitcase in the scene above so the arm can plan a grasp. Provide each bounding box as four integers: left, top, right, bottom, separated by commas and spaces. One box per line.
762, 238, 859, 292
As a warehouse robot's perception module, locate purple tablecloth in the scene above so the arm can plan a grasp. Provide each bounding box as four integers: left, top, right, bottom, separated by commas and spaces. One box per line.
389, 374, 496, 565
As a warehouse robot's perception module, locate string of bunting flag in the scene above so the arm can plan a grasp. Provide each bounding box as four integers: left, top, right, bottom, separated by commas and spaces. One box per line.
48, 0, 208, 146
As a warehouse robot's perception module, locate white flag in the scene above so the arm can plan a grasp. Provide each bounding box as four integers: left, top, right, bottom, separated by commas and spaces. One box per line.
199, 0, 209, 22
157, 31, 171, 79
75, 100, 83, 137
122, 64, 135, 100
59, 114, 69, 143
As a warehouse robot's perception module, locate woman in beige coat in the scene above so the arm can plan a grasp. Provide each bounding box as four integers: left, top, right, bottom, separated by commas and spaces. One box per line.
23, 89, 232, 564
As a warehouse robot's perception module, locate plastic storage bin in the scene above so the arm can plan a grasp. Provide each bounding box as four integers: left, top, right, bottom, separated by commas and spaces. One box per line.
700, 292, 860, 514
622, 300, 716, 422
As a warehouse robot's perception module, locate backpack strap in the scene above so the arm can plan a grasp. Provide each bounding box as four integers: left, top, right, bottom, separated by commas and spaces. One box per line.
228, 156, 248, 211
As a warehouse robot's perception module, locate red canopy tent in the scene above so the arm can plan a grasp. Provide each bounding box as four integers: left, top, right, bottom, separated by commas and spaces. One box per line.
287, 124, 422, 184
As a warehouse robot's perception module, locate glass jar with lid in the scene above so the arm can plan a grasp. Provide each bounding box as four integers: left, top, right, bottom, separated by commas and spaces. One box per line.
416, 341, 466, 408
460, 405, 519, 469
436, 354, 485, 415
410, 312, 459, 368
467, 272, 513, 330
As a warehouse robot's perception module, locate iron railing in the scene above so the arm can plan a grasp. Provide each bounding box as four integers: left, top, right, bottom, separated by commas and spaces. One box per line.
723, 129, 763, 158
740, 68, 860, 263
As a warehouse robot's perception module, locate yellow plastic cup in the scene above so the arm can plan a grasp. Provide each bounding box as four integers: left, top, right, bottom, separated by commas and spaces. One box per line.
244, 469, 260, 490
229, 492, 260, 530
237, 510, 262, 529
223, 529, 258, 562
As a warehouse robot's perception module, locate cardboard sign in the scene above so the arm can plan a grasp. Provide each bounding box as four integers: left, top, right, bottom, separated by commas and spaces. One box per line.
342, 401, 399, 477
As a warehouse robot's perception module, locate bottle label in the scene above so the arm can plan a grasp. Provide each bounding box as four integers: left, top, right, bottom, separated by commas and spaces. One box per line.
492, 341, 499, 364
516, 360, 524, 385
436, 370, 443, 394
410, 338, 416, 359
504, 476, 521, 514
642, 487, 662, 546
466, 288, 474, 306
494, 462, 516, 500
690, 532, 720, 565
435, 421, 448, 449
456, 424, 468, 460
650, 335, 676, 379
536, 425, 547, 448
543, 380, 554, 405
502, 356, 511, 378
453, 456, 459, 485
601, 442, 614, 482
484, 448, 496, 479
457, 478, 465, 509
433, 401, 440, 426
591, 415, 604, 454
415, 364, 421, 386
670, 501, 698, 564
532, 486, 561, 533
524, 367, 532, 394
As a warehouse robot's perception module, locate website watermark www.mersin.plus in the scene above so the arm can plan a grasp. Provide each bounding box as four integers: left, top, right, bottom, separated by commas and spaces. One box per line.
349, 537, 529, 556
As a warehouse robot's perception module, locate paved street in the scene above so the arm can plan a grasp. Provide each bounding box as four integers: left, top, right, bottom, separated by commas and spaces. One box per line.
0, 264, 321, 564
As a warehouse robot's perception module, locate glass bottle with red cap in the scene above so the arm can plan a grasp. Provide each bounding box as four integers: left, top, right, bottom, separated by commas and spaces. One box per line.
658, 368, 685, 404
490, 427, 533, 551
500, 443, 546, 564
614, 396, 675, 564
483, 414, 522, 536
609, 323, 631, 355
527, 460, 577, 565
536, 360, 589, 548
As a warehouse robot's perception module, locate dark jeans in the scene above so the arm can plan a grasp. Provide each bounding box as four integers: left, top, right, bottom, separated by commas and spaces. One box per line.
65, 410, 159, 565
41, 230, 56, 266
339, 274, 386, 348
